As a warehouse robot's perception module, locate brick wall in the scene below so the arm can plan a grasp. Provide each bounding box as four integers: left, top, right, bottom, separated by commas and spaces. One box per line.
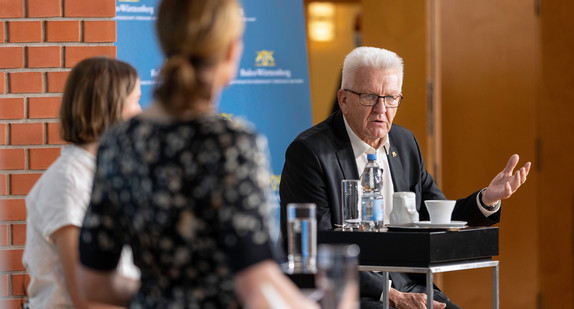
0, 0, 116, 307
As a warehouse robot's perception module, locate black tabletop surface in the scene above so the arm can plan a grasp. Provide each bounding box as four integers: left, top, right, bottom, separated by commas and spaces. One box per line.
317, 226, 499, 267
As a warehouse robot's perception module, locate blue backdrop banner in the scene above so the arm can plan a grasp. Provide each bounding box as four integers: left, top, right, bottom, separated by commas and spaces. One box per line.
116, 0, 162, 109
116, 0, 312, 236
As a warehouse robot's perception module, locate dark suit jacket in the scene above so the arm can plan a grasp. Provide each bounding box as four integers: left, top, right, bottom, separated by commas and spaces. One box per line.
279, 111, 500, 297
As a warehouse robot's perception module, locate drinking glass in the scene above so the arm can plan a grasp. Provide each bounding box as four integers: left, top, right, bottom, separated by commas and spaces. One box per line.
316, 244, 360, 309
287, 203, 317, 273
341, 179, 361, 230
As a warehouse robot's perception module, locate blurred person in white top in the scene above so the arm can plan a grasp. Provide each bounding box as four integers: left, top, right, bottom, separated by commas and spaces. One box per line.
23, 57, 142, 309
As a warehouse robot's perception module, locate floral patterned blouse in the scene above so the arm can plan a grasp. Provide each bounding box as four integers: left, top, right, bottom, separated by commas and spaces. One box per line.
79, 114, 276, 308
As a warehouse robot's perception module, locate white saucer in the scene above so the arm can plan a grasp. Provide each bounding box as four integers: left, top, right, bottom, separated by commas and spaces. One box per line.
415, 221, 467, 228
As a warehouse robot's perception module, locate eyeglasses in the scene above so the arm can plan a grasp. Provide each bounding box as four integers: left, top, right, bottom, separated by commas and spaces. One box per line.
343, 89, 403, 108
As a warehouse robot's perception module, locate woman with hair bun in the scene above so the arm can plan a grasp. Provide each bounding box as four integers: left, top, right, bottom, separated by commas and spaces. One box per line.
77, 0, 319, 308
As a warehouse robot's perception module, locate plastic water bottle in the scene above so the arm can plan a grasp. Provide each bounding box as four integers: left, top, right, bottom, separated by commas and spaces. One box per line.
360, 153, 384, 231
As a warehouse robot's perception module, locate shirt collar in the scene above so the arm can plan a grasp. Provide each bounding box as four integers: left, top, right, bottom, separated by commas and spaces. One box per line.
343, 116, 390, 159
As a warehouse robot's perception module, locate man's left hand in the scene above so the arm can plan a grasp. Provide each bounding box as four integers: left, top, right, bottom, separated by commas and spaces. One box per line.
482, 154, 531, 205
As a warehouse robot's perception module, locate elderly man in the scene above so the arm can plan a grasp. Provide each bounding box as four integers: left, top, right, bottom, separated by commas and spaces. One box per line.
279, 47, 531, 309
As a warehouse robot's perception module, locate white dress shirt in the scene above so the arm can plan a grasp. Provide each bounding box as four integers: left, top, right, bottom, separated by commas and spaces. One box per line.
343, 118, 395, 224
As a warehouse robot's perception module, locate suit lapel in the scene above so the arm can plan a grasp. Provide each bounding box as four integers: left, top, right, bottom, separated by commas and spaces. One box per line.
337, 148, 358, 179
333, 111, 360, 179
387, 140, 409, 192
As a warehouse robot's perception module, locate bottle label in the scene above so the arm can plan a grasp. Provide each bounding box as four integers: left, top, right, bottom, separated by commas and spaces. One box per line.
361, 198, 373, 221
372, 198, 384, 221
361, 196, 383, 221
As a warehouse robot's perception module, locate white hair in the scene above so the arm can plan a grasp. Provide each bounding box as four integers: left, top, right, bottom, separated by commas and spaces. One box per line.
341, 46, 404, 89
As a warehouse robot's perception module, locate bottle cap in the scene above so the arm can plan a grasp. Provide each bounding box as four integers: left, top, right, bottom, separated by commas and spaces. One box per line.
367, 153, 377, 161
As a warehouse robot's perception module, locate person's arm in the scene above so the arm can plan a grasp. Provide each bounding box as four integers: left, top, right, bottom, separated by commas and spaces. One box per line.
220, 131, 318, 308
233, 260, 319, 309
280, 139, 333, 235
77, 265, 139, 306
53, 225, 127, 309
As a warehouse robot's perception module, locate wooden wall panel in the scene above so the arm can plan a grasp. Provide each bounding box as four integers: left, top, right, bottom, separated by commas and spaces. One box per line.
362, 0, 429, 160
438, 0, 538, 308
538, 2, 574, 308
307, 3, 361, 124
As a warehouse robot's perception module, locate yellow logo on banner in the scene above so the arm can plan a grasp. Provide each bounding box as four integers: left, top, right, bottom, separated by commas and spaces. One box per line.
219, 113, 234, 121
270, 174, 281, 191
255, 50, 276, 67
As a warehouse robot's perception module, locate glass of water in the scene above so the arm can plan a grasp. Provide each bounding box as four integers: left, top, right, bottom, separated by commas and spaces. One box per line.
316, 244, 360, 309
341, 180, 361, 230
286, 203, 317, 274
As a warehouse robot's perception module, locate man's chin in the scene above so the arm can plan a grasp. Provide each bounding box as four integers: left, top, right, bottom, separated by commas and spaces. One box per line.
367, 127, 389, 138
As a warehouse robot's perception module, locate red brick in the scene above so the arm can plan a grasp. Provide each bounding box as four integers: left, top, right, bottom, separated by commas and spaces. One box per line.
46, 20, 80, 42
0, 273, 7, 296
0, 47, 23, 68
10, 174, 41, 195
0, 22, 4, 42
0, 174, 8, 194
27, 46, 61, 68
12, 274, 29, 296
84, 20, 116, 42
28, 97, 61, 119
0, 98, 24, 119
47, 122, 66, 144
0, 175, 6, 195
11, 224, 26, 245
64, 0, 115, 17
0, 226, 8, 247
0, 124, 5, 145
0, 200, 26, 221
0, 299, 25, 309
0, 72, 5, 93
47, 71, 69, 93
9, 72, 43, 93
0, 149, 25, 170
8, 21, 42, 43
0, 249, 25, 271
29, 147, 61, 170
28, 0, 62, 17
65, 46, 116, 68
0, 0, 24, 18
10, 123, 44, 145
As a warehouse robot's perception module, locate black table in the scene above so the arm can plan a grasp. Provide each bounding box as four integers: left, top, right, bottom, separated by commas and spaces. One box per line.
318, 226, 500, 309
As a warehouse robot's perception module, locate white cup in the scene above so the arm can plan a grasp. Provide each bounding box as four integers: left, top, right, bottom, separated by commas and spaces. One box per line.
424, 200, 456, 224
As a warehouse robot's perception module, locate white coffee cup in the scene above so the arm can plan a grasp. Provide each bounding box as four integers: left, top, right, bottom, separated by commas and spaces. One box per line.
424, 200, 456, 224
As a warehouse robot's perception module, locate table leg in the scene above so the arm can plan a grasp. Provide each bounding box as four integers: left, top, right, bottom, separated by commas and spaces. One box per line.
493, 263, 499, 309
426, 270, 434, 309
382, 272, 389, 309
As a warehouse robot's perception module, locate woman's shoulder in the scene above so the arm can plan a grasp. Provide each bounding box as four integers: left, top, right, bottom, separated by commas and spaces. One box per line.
193, 114, 262, 143
97, 113, 264, 154
200, 114, 255, 132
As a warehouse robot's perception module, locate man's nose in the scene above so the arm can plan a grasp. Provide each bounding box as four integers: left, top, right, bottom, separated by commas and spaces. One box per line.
372, 98, 387, 113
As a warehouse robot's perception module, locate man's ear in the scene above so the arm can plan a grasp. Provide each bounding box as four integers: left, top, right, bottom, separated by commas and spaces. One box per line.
337, 89, 347, 114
